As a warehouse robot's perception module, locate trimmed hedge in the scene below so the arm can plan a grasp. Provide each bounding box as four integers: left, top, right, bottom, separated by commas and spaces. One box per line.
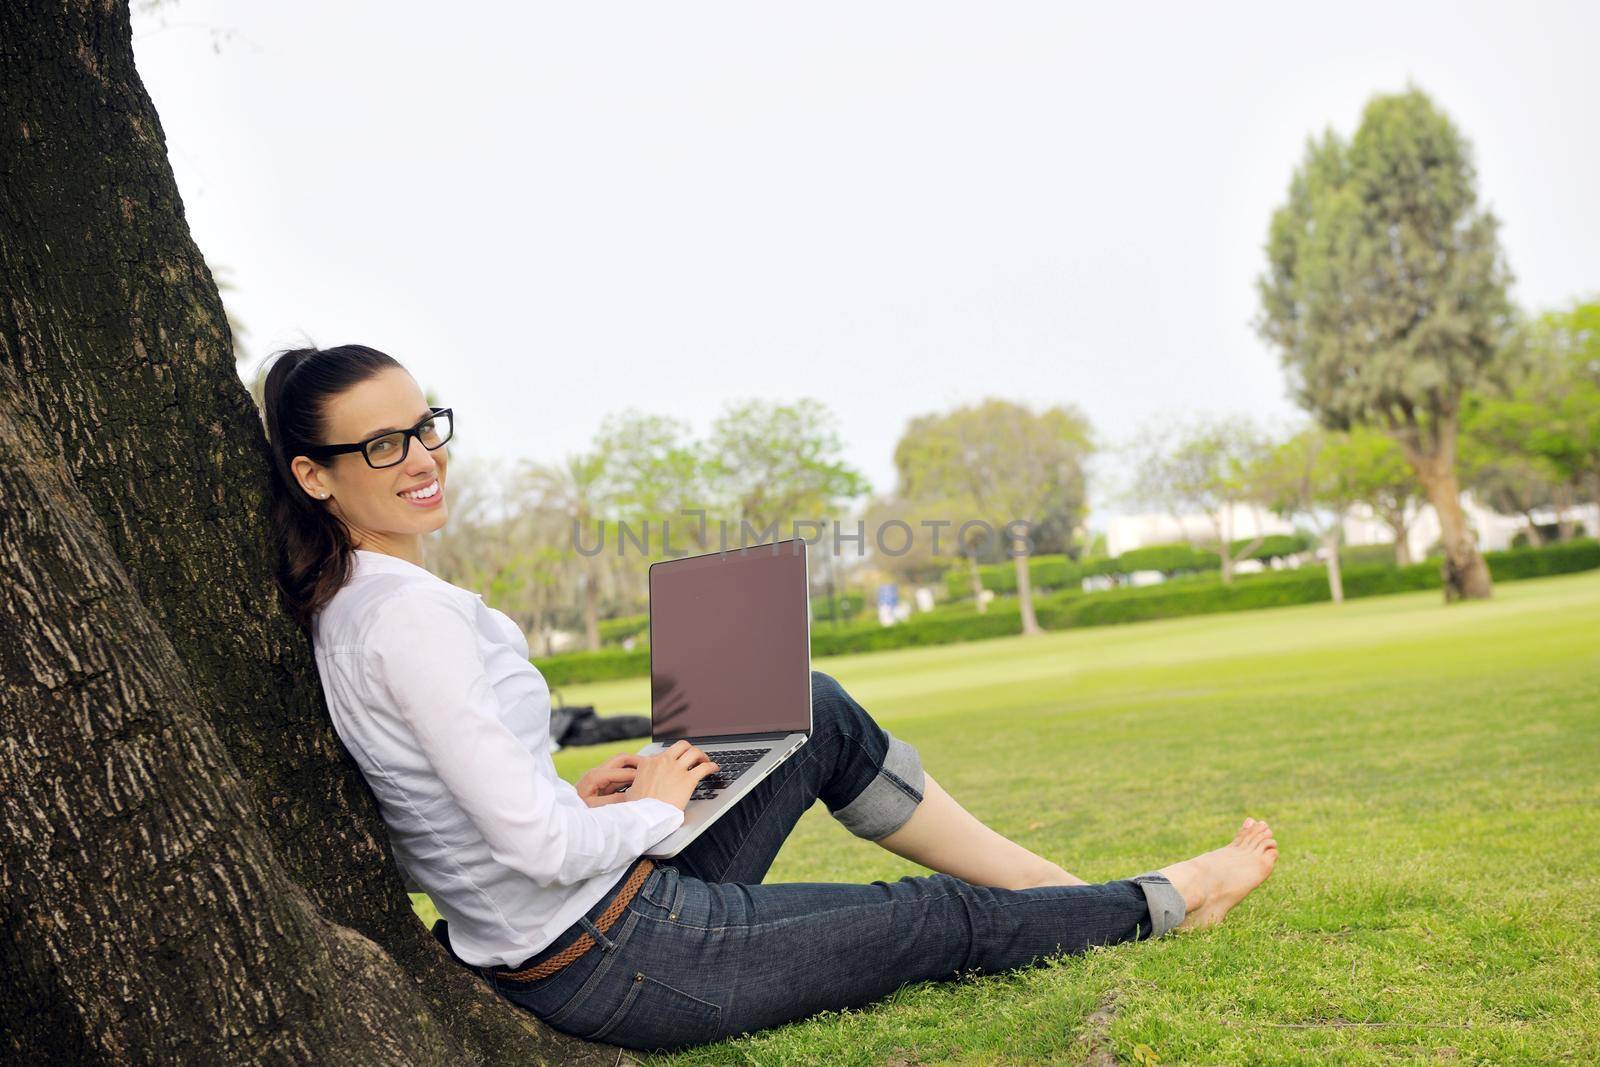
943, 554, 1087, 599
1340, 543, 1400, 568
1111, 543, 1221, 574
943, 534, 1314, 598
597, 614, 649, 644
536, 647, 650, 686
536, 539, 1600, 683
1484, 537, 1600, 578
811, 591, 866, 623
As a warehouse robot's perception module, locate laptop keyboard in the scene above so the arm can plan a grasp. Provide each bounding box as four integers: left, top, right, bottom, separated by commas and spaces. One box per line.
615, 746, 771, 801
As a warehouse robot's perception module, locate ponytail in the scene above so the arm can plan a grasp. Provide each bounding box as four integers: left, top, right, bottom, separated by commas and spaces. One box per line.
260, 344, 401, 630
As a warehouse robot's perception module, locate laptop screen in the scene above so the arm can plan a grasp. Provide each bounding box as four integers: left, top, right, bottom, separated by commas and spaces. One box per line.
648, 539, 811, 741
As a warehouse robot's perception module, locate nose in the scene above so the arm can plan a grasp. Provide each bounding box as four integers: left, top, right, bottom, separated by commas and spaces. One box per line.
402, 437, 442, 477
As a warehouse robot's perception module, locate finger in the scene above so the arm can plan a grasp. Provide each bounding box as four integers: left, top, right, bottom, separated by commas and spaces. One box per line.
599, 767, 637, 784
693, 761, 720, 779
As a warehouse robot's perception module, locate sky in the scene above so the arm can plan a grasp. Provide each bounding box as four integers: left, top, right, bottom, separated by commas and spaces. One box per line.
129, 0, 1600, 523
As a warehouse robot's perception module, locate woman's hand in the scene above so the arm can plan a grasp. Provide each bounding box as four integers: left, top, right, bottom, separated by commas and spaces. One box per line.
625, 741, 720, 812
576, 742, 720, 810
575, 753, 643, 807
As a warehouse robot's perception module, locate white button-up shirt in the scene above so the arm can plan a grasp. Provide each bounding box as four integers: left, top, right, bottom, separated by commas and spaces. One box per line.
310, 548, 683, 967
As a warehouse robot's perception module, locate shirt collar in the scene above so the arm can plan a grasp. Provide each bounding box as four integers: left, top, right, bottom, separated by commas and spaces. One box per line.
351, 548, 435, 579
350, 549, 484, 602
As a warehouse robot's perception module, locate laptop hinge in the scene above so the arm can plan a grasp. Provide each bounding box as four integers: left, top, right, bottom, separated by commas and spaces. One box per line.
671, 730, 796, 745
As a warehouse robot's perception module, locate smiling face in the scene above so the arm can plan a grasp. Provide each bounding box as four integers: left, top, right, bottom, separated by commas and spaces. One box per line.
289, 366, 449, 559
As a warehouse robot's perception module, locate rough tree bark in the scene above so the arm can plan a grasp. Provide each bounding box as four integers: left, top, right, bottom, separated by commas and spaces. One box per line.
0, 360, 458, 1064
1, 2, 625, 1062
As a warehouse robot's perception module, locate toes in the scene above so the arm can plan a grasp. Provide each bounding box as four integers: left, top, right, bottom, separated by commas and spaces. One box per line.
1234, 818, 1279, 851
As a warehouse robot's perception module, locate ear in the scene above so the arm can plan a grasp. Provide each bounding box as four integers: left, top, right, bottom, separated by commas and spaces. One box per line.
290, 455, 330, 500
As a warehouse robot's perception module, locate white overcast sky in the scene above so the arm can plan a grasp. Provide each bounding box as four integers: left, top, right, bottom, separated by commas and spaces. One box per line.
130, 1, 1600, 521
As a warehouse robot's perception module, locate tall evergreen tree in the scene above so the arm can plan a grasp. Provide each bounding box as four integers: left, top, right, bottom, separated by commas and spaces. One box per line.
1256, 85, 1515, 600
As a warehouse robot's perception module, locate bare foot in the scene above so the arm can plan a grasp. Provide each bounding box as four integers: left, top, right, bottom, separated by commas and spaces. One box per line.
1158, 817, 1278, 931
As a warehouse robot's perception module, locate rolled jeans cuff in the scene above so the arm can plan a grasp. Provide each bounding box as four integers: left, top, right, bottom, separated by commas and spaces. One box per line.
1130, 871, 1186, 938
832, 733, 925, 841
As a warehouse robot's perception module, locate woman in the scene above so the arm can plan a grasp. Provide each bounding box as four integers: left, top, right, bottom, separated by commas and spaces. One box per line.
264, 344, 1278, 1054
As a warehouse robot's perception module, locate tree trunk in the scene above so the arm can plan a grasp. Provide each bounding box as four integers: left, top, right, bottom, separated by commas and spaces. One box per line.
1403, 429, 1493, 601
582, 567, 601, 650
1521, 513, 1546, 548
1322, 529, 1345, 604
1013, 541, 1042, 636
1228, 509, 1269, 581
968, 550, 987, 613
0, 2, 620, 1060
1210, 513, 1247, 586
1555, 483, 1576, 542
0, 361, 456, 1063
1384, 517, 1414, 566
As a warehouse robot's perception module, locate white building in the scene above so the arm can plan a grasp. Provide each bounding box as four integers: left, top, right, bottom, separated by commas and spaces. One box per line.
1102, 495, 1595, 566
1343, 496, 1599, 559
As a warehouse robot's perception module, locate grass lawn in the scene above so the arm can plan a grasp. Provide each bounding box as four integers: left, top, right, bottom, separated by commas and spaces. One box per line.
436, 571, 1600, 1064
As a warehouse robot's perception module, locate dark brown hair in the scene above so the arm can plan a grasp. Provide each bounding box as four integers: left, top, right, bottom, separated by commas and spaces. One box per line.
261, 344, 403, 630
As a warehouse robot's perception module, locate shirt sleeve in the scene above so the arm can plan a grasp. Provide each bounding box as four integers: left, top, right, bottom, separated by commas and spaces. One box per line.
361, 588, 684, 887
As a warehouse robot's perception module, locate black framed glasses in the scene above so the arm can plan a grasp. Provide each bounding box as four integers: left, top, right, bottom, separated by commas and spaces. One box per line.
305, 407, 454, 469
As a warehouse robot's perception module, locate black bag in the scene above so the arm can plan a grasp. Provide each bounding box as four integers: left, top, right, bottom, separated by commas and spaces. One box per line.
548, 690, 651, 748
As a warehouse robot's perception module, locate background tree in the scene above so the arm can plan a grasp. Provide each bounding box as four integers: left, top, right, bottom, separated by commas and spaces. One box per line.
1255, 84, 1515, 601
1128, 413, 1273, 585
522, 449, 619, 651
894, 399, 1093, 634
889, 462, 1001, 611
702, 397, 871, 544
1, 1, 596, 1059
1538, 299, 1600, 517
1338, 426, 1425, 565
1463, 299, 1600, 539
428, 458, 576, 656
1461, 450, 1558, 547
859, 491, 973, 590
590, 408, 716, 557
1256, 427, 1364, 602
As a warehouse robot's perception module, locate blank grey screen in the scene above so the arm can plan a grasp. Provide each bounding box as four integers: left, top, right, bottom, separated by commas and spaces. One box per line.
649, 543, 810, 741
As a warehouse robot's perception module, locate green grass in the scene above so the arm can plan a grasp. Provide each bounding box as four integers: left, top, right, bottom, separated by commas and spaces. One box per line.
427, 571, 1600, 1064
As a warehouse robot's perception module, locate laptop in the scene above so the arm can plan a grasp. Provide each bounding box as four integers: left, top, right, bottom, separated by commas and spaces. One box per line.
615, 537, 813, 858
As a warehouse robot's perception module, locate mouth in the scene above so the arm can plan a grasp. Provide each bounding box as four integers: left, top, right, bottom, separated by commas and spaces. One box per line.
397, 478, 442, 506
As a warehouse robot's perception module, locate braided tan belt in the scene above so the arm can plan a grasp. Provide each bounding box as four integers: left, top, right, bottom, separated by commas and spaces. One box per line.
490, 857, 656, 984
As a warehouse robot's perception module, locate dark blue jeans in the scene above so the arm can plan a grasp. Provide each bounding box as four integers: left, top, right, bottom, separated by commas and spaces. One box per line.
442, 670, 1186, 1054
